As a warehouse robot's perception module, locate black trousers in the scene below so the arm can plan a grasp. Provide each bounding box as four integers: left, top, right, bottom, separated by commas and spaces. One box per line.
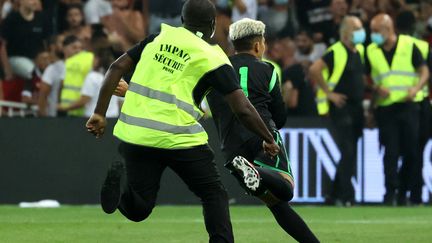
118, 142, 234, 243
376, 102, 420, 202
329, 103, 364, 202
410, 99, 432, 203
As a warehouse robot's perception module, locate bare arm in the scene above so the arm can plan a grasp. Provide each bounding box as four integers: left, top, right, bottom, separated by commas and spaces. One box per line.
282, 81, 299, 108
309, 59, 330, 94
94, 53, 135, 116
37, 82, 51, 116
224, 89, 274, 144
59, 95, 91, 111
309, 58, 347, 108
121, 12, 145, 43
0, 41, 12, 80
416, 65, 429, 93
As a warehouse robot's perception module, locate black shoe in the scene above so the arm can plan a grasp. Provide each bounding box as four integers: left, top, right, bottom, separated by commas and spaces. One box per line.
227, 156, 264, 196
101, 161, 125, 214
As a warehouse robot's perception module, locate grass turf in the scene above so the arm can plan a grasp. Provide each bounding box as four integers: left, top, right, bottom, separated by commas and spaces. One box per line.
0, 205, 431, 242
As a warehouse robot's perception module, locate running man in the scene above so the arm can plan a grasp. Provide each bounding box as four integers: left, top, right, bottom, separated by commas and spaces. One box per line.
85, 1, 279, 242
206, 18, 319, 243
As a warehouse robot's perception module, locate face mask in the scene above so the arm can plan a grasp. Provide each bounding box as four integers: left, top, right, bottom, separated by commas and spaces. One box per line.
371, 32, 385, 45
352, 28, 366, 45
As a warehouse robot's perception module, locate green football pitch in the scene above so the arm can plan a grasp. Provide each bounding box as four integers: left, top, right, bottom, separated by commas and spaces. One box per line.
0, 205, 431, 242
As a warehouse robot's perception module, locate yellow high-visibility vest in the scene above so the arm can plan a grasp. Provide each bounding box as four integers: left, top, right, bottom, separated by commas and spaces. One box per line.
316, 42, 364, 115
367, 35, 419, 107
60, 51, 94, 116
113, 24, 232, 149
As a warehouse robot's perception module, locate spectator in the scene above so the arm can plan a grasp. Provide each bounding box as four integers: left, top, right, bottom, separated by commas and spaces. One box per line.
46, 34, 65, 62
63, 4, 91, 49
58, 47, 121, 118
38, 35, 82, 117
294, 29, 326, 64
21, 49, 51, 105
84, 0, 112, 25
278, 37, 296, 69
231, 0, 258, 22
210, 0, 233, 55
106, 0, 145, 53
143, 0, 183, 34
377, 0, 407, 20
0, 0, 51, 81
258, 0, 289, 37
320, 0, 349, 45
295, 0, 332, 40
281, 62, 318, 117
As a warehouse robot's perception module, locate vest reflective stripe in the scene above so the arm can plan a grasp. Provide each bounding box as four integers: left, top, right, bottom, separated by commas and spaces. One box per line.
387, 85, 413, 91
367, 35, 417, 106
60, 51, 94, 116
316, 42, 364, 115
413, 37, 430, 100
113, 24, 231, 149
119, 112, 204, 134
62, 85, 82, 92
373, 70, 418, 82
128, 82, 202, 120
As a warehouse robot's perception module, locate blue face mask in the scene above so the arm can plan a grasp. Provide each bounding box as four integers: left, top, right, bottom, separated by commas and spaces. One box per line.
371, 32, 385, 45
352, 28, 366, 45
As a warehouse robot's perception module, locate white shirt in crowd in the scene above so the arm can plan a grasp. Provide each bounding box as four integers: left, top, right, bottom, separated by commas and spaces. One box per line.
231, 0, 258, 22
294, 43, 327, 63
84, 0, 113, 24
81, 71, 121, 118
41, 60, 65, 117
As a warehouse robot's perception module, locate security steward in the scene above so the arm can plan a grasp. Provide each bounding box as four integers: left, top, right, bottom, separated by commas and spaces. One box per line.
366, 14, 429, 205
309, 16, 366, 206
85, 0, 279, 242
395, 10, 432, 205
60, 44, 94, 117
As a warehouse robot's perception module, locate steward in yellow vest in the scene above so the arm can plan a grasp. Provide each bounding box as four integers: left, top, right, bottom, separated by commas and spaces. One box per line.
309, 16, 366, 206
85, 1, 279, 242
60, 51, 94, 116
395, 10, 432, 205
366, 14, 429, 206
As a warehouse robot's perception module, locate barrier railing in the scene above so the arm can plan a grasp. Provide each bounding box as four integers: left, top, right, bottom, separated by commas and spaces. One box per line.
0, 100, 38, 117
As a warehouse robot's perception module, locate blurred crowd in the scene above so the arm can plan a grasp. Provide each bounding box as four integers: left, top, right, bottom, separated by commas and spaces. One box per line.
0, 0, 431, 117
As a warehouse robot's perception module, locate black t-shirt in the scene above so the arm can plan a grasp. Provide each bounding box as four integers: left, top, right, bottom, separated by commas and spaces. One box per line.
207, 53, 286, 154
282, 64, 318, 117
0, 11, 49, 58
365, 36, 425, 75
126, 34, 240, 107
322, 44, 365, 105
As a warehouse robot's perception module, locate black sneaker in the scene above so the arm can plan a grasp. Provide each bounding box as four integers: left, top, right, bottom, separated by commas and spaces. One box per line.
100, 161, 125, 214
228, 156, 262, 195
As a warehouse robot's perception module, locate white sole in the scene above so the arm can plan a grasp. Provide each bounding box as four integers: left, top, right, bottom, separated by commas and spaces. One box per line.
232, 156, 260, 191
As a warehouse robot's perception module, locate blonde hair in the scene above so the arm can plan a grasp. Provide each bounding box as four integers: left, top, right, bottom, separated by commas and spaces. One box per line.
229, 18, 266, 41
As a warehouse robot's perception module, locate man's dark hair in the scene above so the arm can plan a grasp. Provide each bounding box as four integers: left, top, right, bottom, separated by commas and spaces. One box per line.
296, 29, 314, 40
232, 35, 263, 52
396, 10, 416, 35
63, 35, 80, 46
181, 0, 216, 38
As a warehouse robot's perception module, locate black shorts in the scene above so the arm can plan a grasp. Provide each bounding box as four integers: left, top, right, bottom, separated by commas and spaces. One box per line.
225, 130, 293, 179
